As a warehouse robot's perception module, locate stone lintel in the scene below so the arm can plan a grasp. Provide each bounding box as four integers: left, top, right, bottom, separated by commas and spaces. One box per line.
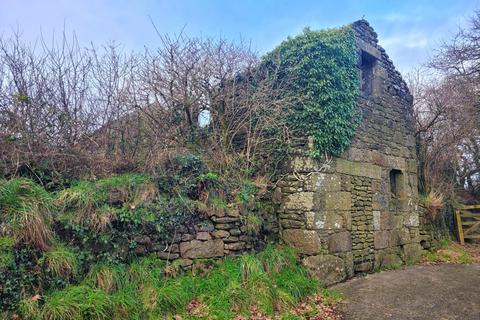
335, 158, 382, 180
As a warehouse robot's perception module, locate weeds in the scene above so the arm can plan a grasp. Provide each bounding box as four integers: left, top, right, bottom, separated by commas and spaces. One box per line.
422, 241, 474, 264
423, 191, 444, 220
0, 236, 15, 269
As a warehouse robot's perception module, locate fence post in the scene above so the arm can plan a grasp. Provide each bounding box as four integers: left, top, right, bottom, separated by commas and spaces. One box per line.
455, 209, 464, 245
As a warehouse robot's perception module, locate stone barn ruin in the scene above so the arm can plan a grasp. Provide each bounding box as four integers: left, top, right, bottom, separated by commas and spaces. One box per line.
275, 20, 422, 284
104, 20, 423, 287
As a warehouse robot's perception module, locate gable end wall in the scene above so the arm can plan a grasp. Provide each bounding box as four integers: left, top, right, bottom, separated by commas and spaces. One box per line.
276, 20, 421, 283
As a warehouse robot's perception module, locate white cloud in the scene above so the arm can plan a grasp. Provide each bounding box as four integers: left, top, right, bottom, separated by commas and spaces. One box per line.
380, 31, 429, 49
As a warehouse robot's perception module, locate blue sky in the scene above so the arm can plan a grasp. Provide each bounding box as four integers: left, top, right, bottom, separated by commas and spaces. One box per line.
1, 0, 479, 75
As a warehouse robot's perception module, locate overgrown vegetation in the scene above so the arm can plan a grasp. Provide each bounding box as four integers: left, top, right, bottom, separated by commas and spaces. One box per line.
0, 158, 283, 317
1, 244, 339, 319
263, 26, 359, 157
421, 240, 475, 265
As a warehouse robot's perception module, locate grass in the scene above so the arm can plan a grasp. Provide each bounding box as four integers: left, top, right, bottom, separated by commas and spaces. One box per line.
422, 240, 474, 264
23, 245, 327, 319
243, 212, 263, 235
422, 191, 444, 220
41, 285, 112, 320
56, 174, 157, 231
41, 243, 79, 278
0, 178, 53, 251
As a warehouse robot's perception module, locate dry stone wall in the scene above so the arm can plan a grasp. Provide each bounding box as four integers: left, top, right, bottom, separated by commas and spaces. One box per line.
130, 202, 279, 270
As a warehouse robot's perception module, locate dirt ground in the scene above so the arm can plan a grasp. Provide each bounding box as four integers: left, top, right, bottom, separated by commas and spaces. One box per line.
332, 263, 480, 320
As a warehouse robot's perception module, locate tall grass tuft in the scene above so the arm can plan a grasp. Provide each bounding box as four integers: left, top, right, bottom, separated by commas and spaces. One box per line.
424, 190, 444, 220
0, 178, 53, 251
41, 243, 78, 279
85, 263, 127, 293
41, 285, 112, 320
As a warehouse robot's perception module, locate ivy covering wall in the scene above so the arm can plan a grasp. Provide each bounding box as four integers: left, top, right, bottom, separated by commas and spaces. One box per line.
263, 25, 360, 157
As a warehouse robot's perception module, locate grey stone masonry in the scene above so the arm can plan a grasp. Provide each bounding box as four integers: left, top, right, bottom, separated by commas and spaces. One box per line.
276, 20, 422, 282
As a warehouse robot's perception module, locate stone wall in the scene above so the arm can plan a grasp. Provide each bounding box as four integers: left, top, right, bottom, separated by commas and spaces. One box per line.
130, 201, 279, 270
275, 20, 422, 285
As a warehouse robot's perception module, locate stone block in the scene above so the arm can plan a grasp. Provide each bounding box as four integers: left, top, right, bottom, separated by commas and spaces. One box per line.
282, 229, 322, 255
226, 207, 240, 217
302, 254, 347, 286
156, 251, 179, 260
381, 254, 403, 268
133, 235, 151, 245
402, 243, 422, 262
389, 229, 410, 247
324, 212, 346, 230
305, 212, 325, 230
392, 215, 404, 230
403, 211, 419, 227
344, 251, 354, 278
229, 228, 242, 236
180, 239, 224, 259
344, 211, 352, 231
211, 216, 240, 223
281, 219, 305, 229
225, 242, 245, 251
335, 158, 382, 180
407, 159, 417, 173
355, 261, 373, 272
380, 212, 393, 230
328, 231, 352, 253
324, 192, 352, 211
194, 220, 215, 232
304, 173, 341, 192
273, 187, 283, 204
281, 192, 315, 211
384, 155, 407, 171
374, 231, 389, 249
289, 156, 332, 173
211, 230, 230, 239
373, 211, 381, 230
196, 232, 212, 241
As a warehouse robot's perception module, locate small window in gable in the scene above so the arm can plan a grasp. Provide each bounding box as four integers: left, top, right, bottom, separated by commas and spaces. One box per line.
360, 50, 376, 96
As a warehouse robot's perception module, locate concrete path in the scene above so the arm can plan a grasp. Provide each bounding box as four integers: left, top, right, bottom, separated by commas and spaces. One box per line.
332, 264, 480, 320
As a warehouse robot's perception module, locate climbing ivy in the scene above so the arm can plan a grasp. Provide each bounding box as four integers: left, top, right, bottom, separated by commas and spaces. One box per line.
263, 25, 360, 157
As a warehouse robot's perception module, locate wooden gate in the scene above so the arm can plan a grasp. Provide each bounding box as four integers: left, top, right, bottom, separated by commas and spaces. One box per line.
455, 205, 480, 245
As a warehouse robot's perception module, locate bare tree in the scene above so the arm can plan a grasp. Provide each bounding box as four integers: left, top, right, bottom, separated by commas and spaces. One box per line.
0, 30, 294, 187
409, 12, 480, 199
